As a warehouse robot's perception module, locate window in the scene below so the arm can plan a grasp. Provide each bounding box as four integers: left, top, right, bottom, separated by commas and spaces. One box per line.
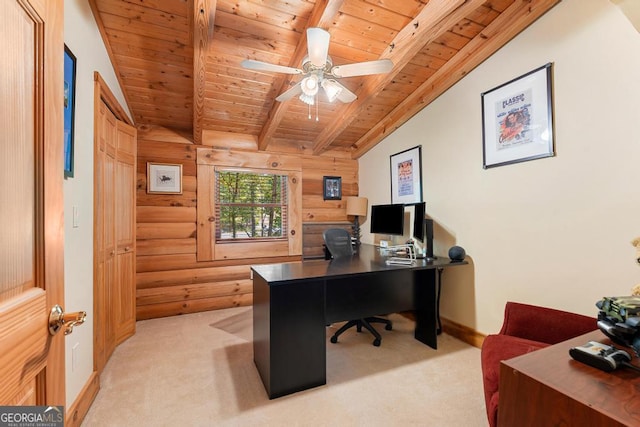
196, 147, 302, 261
215, 170, 287, 241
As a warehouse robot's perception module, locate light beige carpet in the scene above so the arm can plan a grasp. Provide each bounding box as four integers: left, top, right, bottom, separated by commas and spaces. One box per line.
82, 307, 488, 426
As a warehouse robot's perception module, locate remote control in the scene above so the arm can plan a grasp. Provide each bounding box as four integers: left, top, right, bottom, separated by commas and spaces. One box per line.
569, 341, 631, 372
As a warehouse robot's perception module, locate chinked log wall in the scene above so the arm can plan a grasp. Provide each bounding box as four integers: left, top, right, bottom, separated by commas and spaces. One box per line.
136, 130, 357, 320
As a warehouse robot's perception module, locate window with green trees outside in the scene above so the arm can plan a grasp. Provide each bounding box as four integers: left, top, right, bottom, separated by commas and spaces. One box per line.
215, 170, 288, 241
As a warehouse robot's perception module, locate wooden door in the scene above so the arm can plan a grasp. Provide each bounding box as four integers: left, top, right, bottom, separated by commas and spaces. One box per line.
95, 101, 117, 373
114, 121, 136, 343
0, 0, 65, 406
94, 99, 136, 372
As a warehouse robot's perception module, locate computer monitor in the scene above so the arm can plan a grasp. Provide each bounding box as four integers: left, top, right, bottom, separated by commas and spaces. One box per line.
370, 204, 404, 236
410, 202, 435, 259
412, 202, 426, 242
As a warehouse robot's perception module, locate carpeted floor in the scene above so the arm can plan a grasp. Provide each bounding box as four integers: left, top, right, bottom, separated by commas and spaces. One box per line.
82, 307, 488, 426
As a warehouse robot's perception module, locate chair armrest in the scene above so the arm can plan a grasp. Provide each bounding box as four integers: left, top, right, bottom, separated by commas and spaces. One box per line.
481, 334, 549, 427
499, 301, 596, 345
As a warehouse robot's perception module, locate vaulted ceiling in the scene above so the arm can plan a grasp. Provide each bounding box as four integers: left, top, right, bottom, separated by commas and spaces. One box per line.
89, 0, 560, 158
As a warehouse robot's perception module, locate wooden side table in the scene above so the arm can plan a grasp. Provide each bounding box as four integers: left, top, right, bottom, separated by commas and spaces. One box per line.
498, 330, 640, 426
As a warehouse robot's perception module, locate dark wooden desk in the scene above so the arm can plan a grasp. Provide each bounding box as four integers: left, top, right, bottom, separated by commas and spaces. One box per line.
251, 244, 467, 399
499, 330, 640, 426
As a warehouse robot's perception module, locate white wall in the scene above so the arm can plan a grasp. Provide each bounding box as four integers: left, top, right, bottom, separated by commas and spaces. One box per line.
359, 0, 640, 335
63, 0, 130, 405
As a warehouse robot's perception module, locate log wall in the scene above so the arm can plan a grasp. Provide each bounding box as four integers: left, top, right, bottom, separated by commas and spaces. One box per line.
136, 129, 358, 319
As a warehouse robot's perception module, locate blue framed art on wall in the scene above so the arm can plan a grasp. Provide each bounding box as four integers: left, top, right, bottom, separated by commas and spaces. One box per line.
64, 45, 76, 178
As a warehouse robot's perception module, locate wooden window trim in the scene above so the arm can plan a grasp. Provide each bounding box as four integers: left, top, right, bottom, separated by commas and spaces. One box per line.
196, 148, 302, 261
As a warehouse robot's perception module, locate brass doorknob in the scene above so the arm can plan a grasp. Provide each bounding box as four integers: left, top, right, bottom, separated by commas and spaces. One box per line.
49, 305, 87, 336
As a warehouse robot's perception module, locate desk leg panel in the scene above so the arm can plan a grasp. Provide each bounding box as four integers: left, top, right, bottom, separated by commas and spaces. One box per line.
253, 276, 326, 399
253, 274, 272, 396
414, 269, 437, 349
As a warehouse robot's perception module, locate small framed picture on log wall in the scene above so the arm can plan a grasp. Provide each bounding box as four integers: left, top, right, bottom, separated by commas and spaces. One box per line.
147, 162, 183, 194
323, 176, 342, 200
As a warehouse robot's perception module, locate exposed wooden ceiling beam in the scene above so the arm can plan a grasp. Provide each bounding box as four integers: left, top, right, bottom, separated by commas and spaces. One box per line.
351, 0, 561, 159
256, 0, 345, 151
193, 0, 217, 145
311, 0, 482, 155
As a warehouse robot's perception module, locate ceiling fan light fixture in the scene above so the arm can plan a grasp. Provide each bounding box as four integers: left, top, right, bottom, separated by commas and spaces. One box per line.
321, 79, 342, 102
307, 28, 330, 67
301, 74, 319, 97
299, 93, 315, 105
240, 27, 389, 107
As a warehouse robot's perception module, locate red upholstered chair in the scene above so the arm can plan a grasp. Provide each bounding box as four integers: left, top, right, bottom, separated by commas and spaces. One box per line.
480, 301, 596, 427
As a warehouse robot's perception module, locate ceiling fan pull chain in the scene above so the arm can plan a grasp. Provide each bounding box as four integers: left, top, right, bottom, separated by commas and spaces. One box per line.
308, 103, 311, 120
315, 94, 319, 122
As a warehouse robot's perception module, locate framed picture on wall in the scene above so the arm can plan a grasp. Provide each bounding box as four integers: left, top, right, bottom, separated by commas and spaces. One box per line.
390, 145, 423, 204
323, 176, 342, 200
64, 45, 77, 178
481, 63, 555, 169
147, 162, 183, 194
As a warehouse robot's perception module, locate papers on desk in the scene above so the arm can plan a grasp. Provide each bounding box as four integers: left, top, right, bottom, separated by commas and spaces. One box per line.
381, 244, 416, 265
386, 257, 415, 265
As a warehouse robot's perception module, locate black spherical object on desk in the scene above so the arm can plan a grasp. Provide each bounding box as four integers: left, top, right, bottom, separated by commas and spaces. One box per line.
448, 246, 466, 261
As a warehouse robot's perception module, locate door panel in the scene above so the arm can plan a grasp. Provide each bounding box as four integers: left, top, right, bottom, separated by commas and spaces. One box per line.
115, 121, 136, 343
94, 101, 137, 369
104, 143, 116, 358
0, 0, 36, 300
95, 102, 117, 372
0, 0, 65, 405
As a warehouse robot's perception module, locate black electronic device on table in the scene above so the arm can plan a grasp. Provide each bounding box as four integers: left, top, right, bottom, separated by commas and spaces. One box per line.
412, 202, 425, 242
370, 203, 404, 236
411, 202, 435, 260
569, 296, 640, 374
569, 341, 633, 372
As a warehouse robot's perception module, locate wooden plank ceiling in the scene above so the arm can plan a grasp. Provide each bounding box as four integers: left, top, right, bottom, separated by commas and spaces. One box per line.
89, 0, 560, 158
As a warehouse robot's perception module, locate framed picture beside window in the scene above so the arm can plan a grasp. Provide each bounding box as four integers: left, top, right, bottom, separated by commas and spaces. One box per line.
323, 176, 342, 200
147, 162, 183, 194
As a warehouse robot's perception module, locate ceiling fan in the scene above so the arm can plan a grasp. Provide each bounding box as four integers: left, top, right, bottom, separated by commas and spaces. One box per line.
241, 27, 393, 106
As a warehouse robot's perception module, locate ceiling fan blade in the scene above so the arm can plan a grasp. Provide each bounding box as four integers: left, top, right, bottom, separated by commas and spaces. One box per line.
333, 81, 357, 103
331, 59, 393, 78
241, 59, 302, 75
307, 28, 330, 68
275, 81, 303, 102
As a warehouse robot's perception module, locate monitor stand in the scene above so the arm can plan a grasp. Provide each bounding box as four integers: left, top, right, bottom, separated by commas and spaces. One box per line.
414, 218, 436, 261
413, 239, 437, 260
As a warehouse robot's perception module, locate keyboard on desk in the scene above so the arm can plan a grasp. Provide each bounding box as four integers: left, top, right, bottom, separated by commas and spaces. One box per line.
385, 257, 415, 265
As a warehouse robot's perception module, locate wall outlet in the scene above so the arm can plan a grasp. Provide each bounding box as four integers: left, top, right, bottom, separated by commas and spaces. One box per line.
72, 206, 79, 228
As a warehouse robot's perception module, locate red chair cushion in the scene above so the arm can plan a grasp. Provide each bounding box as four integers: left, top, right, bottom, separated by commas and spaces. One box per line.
481, 334, 550, 427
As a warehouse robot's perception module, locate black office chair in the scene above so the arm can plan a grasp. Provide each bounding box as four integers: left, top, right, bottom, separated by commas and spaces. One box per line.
323, 228, 392, 347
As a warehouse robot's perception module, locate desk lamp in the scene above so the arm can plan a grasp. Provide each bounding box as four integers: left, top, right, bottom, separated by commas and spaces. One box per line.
346, 196, 368, 246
